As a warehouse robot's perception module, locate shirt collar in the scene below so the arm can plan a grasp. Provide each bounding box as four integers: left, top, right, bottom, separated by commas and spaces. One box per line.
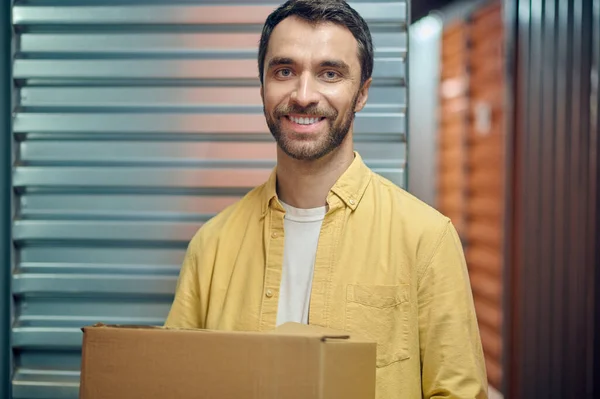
261, 151, 372, 216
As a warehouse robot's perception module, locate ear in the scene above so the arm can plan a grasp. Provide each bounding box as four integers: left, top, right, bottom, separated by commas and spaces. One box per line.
353, 78, 372, 113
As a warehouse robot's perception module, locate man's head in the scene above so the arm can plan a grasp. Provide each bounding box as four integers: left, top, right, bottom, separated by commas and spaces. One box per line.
258, 0, 374, 161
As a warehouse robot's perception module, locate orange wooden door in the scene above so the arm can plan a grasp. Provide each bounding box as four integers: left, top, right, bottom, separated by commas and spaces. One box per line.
466, 1, 505, 389
438, 21, 470, 238
437, 1, 505, 390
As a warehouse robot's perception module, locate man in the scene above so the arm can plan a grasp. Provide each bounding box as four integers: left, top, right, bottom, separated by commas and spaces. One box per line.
165, 0, 488, 397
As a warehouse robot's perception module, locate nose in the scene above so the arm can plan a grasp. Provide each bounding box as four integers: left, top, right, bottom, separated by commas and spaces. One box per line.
290, 72, 320, 107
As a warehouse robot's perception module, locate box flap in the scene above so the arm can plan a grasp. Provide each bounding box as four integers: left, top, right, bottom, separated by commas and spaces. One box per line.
273, 322, 372, 343
81, 322, 164, 332
273, 322, 347, 336
82, 322, 372, 343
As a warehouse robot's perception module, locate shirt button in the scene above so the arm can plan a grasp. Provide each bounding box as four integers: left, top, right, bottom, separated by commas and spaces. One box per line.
349, 199, 356, 205
271, 231, 278, 238
265, 289, 273, 298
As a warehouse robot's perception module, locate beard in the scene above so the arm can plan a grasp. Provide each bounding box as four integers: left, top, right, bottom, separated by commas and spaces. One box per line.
264, 93, 359, 161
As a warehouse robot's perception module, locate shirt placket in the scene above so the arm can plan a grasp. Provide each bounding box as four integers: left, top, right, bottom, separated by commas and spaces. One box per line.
258, 205, 285, 331
308, 198, 343, 327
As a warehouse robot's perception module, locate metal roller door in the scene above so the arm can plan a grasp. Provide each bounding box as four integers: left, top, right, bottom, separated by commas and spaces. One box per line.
8, 1, 409, 398
510, 0, 598, 396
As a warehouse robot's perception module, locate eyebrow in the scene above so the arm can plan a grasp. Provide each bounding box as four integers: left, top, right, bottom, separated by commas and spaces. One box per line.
267, 57, 295, 70
320, 60, 350, 74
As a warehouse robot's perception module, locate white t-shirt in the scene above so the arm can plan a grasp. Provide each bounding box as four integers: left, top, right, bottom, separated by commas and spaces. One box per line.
275, 200, 326, 326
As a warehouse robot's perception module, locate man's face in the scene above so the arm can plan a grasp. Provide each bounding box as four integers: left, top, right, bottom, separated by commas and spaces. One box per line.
261, 16, 371, 161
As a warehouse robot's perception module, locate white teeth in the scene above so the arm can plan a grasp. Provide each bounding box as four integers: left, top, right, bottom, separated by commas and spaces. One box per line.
290, 116, 320, 125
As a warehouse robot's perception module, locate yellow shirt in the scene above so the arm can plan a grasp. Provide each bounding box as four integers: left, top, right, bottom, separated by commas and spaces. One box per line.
165, 152, 488, 399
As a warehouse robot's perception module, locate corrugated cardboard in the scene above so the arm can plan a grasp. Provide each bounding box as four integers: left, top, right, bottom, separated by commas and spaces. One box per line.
79, 322, 376, 399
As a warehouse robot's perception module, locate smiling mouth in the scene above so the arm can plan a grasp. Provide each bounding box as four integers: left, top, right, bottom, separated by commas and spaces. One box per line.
286, 115, 326, 125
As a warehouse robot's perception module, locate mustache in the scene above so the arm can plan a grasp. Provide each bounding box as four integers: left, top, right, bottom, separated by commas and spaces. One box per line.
273, 104, 337, 119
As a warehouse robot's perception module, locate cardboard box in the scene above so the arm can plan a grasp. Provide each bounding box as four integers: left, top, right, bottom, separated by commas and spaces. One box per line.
79, 322, 376, 399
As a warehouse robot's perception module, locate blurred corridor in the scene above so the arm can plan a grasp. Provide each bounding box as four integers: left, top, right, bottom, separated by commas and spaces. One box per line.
1, 0, 599, 398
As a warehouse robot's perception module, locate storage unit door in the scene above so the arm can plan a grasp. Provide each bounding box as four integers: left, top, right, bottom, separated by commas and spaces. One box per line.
438, 21, 470, 238
466, 1, 505, 390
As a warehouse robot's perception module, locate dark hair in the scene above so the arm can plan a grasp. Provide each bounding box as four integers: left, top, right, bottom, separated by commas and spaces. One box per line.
257, 0, 374, 86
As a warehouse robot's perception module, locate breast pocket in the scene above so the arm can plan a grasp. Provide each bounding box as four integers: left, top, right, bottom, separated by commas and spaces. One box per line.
344, 284, 410, 367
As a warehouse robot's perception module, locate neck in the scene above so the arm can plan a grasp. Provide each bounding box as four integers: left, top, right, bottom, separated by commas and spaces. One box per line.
276, 137, 355, 209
